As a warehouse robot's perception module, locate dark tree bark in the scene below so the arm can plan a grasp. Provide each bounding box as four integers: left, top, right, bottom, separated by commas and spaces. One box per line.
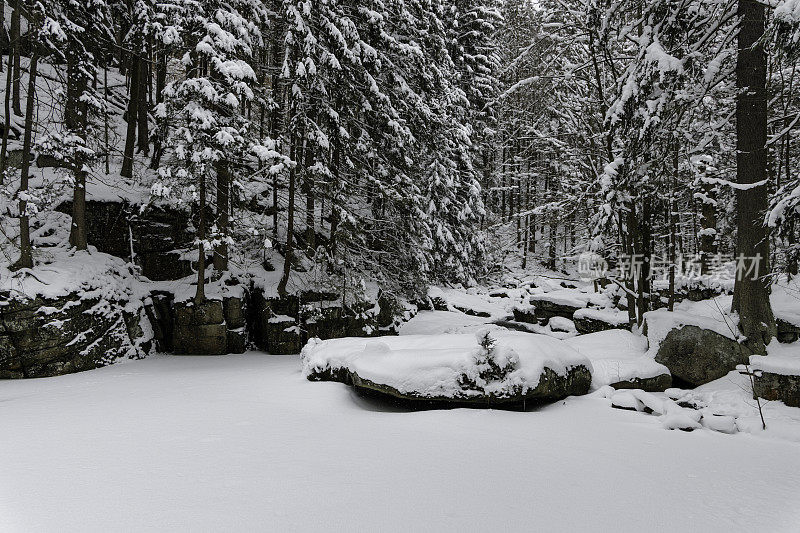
213, 160, 230, 272
195, 171, 207, 304
732, 0, 776, 351
10, 0, 21, 115
136, 56, 149, 155
0, 0, 5, 74
304, 136, 315, 252
698, 173, 718, 274
66, 55, 89, 251
12, 49, 38, 270
121, 53, 140, 178
0, 52, 12, 181
277, 134, 298, 298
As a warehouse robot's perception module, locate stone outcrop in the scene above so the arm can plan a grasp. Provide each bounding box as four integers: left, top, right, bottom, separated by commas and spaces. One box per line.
776, 318, 800, 344
248, 288, 391, 355
653, 325, 746, 387
0, 292, 150, 378
528, 295, 584, 323
55, 200, 196, 281
350, 365, 592, 407
754, 372, 800, 408
573, 311, 630, 335
172, 297, 247, 356
609, 374, 672, 393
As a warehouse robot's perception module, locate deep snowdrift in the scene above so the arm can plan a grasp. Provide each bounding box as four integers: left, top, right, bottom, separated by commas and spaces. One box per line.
2, 354, 800, 532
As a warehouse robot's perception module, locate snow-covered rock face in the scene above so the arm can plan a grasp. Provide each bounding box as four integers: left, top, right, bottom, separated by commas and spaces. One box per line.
643, 308, 746, 387
301, 331, 592, 406
0, 249, 153, 378
0, 292, 150, 378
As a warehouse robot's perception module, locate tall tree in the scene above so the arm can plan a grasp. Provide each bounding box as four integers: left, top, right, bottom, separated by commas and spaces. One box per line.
732, 0, 776, 351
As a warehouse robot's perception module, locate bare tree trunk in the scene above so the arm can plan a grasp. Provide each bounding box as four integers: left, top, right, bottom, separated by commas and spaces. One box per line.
304, 137, 315, 252
104, 66, 110, 175
0, 51, 12, 181
732, 0, 776, 352
136, 57, 149, 155
121, 54, 140, 178
10, 0, 21, 115
698, 176, 718, 274
195, 172, 207, 304
65, 52, 90, 251
277, 134, 298, 297
0, 0, 4, 74
213, 160, 229, 272
668, 143, 678, 311
12, 50, 38, 270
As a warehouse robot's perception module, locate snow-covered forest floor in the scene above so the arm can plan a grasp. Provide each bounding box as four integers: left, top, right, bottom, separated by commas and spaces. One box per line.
3, 297, 800, 532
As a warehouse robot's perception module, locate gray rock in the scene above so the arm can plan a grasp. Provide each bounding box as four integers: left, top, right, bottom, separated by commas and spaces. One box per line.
654, 325, 747, 387
0, 291, 148, 379
350, 365, 592, 407
754, 371, 800, 407
776, 318, 800, 344
573, 314, 630, 334
609, 374, 672, 393
511, 307, 537, 324
529, 296, 583, 323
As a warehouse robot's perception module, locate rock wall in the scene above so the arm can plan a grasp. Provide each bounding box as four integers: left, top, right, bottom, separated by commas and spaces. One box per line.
248, 288, 395, 355
173, 297, 247, 355
754, 372, 800, 408
0, 292, 151, 378
55, 200, 196, 281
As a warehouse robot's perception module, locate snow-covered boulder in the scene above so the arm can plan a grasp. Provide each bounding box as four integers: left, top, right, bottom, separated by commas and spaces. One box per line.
529, 290, 589, 322
644, 310, 745, 387
573, 308, 630, 334
564, 330, 671, 392
301, 331, 592, 406
751, 355, 800, 408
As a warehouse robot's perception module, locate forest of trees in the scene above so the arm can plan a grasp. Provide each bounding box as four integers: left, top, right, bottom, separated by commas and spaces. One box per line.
2, 0, 800, 351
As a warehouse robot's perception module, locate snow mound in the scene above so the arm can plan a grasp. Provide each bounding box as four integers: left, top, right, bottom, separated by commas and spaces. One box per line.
302, 330, 591, 403
573, 307, 629, 325
564, 330, 669, 389
750, 354, 800, 376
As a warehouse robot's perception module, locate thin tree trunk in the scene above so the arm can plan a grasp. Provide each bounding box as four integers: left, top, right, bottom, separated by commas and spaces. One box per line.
10, 0, 21, 115
213, 160, 229, 272
195, 171, 207, 304
668, 143, 678, 311
0, 51, 12, 181
698, 176, 718, 274
136, 57, 149, 154
121, 54, 140, 178
277, 134, 298, 297
13, 50, 38, 270
104, 66, 110, 175
66, 55, 89, 251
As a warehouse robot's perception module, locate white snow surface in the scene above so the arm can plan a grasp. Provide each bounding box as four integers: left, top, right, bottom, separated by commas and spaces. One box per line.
2, 354, 800, 532
750, 352, 800, 376
301, 331, 589, 398
573, 306, 629, 325
565, 330, 669, 388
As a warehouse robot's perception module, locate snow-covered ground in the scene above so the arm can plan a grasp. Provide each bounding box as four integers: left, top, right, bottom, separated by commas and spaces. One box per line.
2, 349, 800, 532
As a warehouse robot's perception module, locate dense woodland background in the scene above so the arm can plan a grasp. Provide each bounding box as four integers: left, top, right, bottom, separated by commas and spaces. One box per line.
2, 0, 800, 352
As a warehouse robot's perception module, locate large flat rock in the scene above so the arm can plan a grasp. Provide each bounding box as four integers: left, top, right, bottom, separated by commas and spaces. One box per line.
302, 331, 592, 407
